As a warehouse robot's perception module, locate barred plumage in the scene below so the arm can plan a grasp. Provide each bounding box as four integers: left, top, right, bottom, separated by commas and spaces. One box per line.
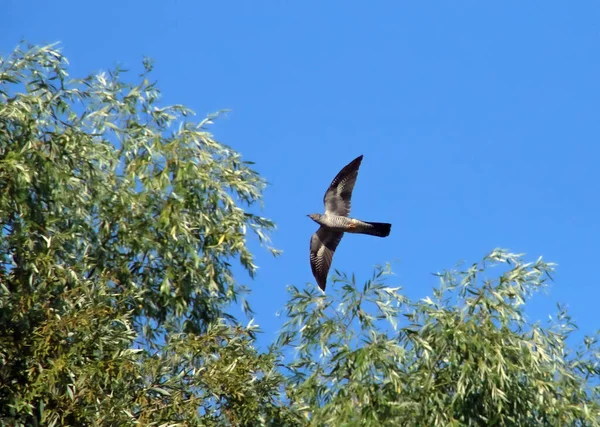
308, 155, 392, 291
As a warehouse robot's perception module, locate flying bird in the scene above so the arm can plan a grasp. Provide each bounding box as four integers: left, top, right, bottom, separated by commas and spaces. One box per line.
308, 155, 391, 291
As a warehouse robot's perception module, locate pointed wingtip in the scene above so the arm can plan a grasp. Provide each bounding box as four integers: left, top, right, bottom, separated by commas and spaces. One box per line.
349, 155, 363, 167
317, 278, 327, 292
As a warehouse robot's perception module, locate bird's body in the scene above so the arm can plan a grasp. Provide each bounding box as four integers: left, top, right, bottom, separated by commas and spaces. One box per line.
309, 214, 391, 237
308, 155, 392, 291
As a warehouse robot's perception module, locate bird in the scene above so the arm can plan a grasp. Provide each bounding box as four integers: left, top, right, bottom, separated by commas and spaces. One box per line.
308, 155, 392, 291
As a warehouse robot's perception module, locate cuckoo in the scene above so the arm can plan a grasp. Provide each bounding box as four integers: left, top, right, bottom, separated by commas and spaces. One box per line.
308, 155, 392, 291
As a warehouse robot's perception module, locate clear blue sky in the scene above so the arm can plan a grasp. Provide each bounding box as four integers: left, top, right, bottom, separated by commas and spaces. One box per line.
4, 1, 600, 344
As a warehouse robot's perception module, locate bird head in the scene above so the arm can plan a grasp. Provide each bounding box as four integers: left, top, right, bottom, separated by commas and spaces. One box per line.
307, 213, 322, 223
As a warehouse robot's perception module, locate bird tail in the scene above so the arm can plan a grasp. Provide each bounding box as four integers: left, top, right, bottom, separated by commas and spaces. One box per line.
362, 221, 392, 237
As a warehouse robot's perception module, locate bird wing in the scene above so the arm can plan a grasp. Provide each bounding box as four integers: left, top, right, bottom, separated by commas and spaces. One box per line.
323, 155, 363, 217
309, 226, 344, 291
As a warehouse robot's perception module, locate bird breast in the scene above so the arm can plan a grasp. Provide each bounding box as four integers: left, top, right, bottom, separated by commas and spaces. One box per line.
320, 215, 355, 231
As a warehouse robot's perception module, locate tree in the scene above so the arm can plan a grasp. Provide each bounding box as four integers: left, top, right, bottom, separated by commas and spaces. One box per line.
277, 251, 600, 425
0, 43, 295, 426
2, 42, 600, 427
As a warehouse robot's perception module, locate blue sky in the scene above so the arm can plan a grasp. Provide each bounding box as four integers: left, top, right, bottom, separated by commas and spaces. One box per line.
4, 1, 600, 344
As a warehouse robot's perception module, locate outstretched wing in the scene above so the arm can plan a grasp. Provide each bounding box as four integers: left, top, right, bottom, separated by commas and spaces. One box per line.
323, 155, 363, 217
309, 227, 344, 291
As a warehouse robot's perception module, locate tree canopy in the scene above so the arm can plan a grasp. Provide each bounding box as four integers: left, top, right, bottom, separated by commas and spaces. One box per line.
1, 43, 599, 426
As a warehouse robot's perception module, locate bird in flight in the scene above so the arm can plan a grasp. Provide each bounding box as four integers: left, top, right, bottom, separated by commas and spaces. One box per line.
308, 155, 392, 291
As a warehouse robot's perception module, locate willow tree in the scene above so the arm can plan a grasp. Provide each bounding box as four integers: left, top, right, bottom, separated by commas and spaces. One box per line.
277, 250, 600, 426
0, 43, 295, 426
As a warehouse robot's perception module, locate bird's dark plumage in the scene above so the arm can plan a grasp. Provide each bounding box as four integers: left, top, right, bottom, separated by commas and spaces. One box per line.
309, 227, 344, 291
308, 155, 391, 291
323, 155, 362, 217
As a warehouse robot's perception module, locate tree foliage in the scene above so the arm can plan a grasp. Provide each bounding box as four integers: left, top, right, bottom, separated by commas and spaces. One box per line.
1, 43, 599, 426
278, 251, 600, 425
0, 43, 292, 426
